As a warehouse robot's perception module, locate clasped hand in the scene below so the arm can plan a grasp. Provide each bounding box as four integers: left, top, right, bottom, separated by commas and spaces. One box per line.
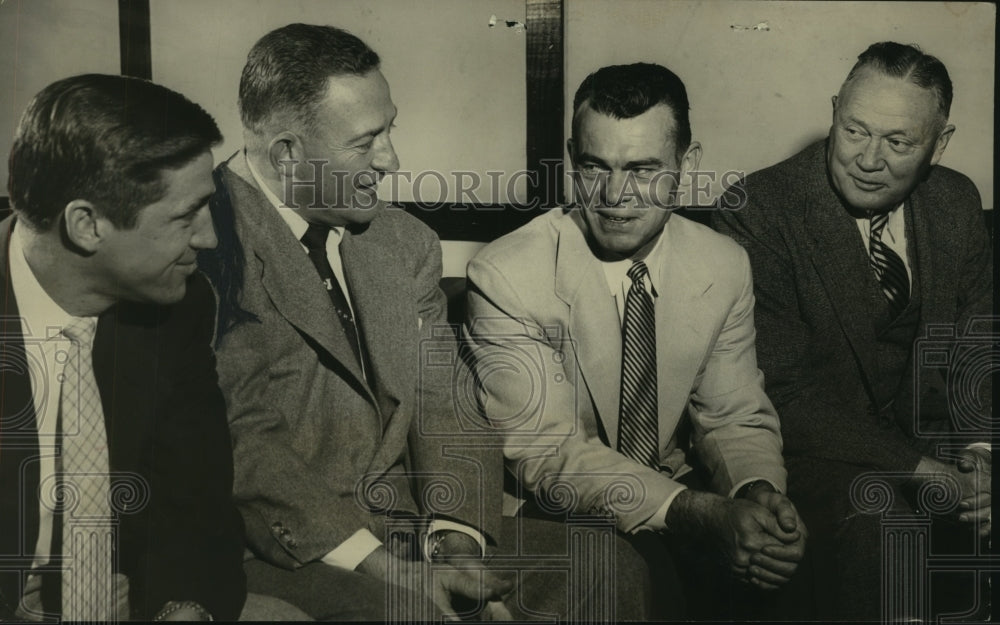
915, 450, 991, 537
715, 489, 807, 590
953, 448, 990, 537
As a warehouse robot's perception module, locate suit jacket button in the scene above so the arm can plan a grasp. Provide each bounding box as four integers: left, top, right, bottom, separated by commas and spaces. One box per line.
287, 539, 298, 548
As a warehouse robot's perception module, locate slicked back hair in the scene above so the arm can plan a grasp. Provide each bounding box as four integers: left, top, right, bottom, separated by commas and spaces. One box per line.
238, 23, 380, 136
844, 41, 953, 120
571, 62, 692, 160
8, 73, 221, 231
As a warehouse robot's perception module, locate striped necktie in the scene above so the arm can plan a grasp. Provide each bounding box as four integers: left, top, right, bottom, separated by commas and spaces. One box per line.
869, 212, 909, 318
59, 317, 116, 620
617, 261, 659, 469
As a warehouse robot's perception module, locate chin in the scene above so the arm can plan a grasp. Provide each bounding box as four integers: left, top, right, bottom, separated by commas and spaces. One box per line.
844, 192, 896, 214
141, 283, 189, 306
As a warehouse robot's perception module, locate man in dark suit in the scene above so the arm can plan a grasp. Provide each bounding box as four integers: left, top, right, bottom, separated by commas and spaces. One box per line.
713, 42, 992, 620
202, 23, 650, 621
0, 74, 246, 621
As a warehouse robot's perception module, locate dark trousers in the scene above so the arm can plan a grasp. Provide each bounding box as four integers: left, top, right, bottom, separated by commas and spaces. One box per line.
245, 515, 651, 621
787, 456, 991, 622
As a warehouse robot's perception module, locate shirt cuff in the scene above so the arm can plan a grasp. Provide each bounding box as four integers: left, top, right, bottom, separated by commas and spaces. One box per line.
320, 529, 382, 570
426, 519, 487, 556
966, 442, 991, 452
634, 486, 687, 533
728, 477, 780, 499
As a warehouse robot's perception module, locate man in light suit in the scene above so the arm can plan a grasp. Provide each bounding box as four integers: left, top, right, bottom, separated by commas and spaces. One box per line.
464, 63, 808, 620
0, 74, 247, 621
713, 42, 992, 621
202, 24, 650, 621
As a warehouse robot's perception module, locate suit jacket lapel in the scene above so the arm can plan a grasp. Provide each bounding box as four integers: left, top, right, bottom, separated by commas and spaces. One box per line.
803, 170, 881, 400
556, 211, 624, 446
0, 216, 42, 587
654, 220, 715, 437
222, 158, 372, 399
341, 226, 408, 417
907, 190, 938, 324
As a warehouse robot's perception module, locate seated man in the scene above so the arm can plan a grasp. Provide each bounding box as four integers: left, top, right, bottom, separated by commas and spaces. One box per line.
201, 23, 651, 621
713, 42, 992, 621
464, 62, 808, 620
0, 74, 246, 621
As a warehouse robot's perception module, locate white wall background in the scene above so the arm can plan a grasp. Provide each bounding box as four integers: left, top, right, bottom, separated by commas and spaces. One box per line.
1, 1, 994, 210
0, 0, 120, 193
148, 0, 529, 204
566, 0, 995, 207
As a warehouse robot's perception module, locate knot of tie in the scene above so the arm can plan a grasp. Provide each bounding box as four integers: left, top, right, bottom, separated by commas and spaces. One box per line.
62, 316, 97, 346
627, 260, 649, 287
869, 211, 889, 240
301, 223, 330, 251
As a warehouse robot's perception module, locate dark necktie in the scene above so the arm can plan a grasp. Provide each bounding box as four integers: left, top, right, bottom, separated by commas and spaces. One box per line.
617, 261, 659, 469
300, 224, 365, 374
869, 212, 909, 318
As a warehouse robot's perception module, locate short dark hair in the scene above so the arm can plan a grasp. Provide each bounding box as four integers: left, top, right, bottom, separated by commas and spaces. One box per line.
845, 41, 953, 119
571, 62, 692, 158
238, 23, 381, 135
8, 73, 221, 231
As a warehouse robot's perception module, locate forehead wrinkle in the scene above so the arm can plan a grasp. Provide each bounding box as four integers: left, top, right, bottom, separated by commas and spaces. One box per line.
838, 73, 942, 140
577, 110, 677, 168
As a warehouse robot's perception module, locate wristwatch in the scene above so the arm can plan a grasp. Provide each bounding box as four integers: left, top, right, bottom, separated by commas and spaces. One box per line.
152, 600, 213, 621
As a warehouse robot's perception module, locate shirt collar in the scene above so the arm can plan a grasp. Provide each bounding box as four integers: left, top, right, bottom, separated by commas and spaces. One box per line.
600, 224, 666, 298
9, 221, 84, 341
244, 151, 344, 245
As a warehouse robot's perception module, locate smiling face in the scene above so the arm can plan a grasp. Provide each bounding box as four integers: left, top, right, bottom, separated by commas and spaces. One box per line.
569, 102, 700, 261
290, 69, 399, 227
827, 66, 954, 214
95, 150, 218, 304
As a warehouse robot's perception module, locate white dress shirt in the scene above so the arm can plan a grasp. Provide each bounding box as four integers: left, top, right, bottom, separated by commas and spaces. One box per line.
245, 154, 485, 567
8, 223, 93, 568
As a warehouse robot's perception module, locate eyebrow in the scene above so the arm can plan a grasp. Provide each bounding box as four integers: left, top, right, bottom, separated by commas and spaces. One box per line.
623, 158, 669, 169
347, 107, 398, 144
181, 193, 213, 216
575, 153, 669, 169
843, 116, 914, 138
575, 152, 610, 168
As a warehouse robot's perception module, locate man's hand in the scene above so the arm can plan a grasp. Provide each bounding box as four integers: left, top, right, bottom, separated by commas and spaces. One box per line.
916, 453, 991, 537
431, 530, 515, 620
666, 490, 801, 591
956, 447, 991, 535
357, 545, 513, 619
740, 485, 808, 589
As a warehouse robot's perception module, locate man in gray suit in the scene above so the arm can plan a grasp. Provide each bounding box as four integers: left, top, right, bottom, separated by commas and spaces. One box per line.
714, 42, 992, 620
201, 23, 650, 621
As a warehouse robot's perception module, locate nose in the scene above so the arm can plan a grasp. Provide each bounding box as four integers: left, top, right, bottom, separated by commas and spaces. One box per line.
856, 136, 885, 172
371, 134, 399, 174
190, 204, 218, 251
602, 170, 630, 207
